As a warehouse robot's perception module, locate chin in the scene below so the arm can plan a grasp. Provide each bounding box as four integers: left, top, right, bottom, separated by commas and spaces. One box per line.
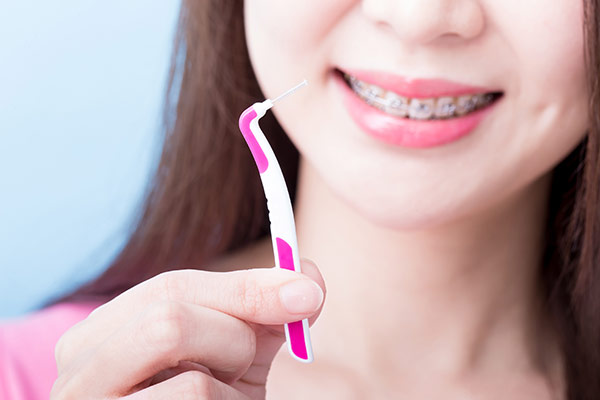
337, 188, 466, 232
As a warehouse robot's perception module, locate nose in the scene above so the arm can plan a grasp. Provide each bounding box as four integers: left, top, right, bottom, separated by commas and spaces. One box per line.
361, 0, 485, 46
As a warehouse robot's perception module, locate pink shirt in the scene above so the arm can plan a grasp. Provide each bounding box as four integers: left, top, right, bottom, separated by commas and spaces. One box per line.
0, 301, 103, 399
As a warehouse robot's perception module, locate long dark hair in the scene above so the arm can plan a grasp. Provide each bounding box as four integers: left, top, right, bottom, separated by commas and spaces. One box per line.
46, 1, 600, 398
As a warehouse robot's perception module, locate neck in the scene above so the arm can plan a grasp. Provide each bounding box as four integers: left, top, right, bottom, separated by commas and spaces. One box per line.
292, 157, 560, 388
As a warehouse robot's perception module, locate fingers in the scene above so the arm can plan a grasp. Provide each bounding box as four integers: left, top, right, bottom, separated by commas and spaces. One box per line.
99, 263, 324, 324
295, 258, 327, 311
223, 259, 328, 394
144, 360, 214, 387
56, 301, 258, 397
120, 370, 251, 400
150, 264, 325, 324
58, 262, 326, 370
54, 258, 328, 400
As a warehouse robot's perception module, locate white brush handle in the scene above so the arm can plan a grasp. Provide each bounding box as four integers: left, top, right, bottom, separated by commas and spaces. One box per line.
238, 100, 314, 363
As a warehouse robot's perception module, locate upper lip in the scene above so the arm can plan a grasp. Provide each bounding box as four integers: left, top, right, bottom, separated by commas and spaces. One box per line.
339, 68, 502, 99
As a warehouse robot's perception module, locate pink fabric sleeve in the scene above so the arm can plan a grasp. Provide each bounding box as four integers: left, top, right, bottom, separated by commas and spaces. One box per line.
0, 301, 104, 400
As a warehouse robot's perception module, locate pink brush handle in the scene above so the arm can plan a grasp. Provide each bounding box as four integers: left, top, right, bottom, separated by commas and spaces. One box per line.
276, 237, 311, 361
238, 103, 314, 363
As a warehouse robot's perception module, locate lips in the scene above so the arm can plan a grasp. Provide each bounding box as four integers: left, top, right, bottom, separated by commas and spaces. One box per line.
339, 68, 502, 99
333, 68, 503, 148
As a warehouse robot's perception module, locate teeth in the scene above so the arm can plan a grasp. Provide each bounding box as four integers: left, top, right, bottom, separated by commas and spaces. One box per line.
434, 97, 457, 118
384, 92, 409, 117
409, 98, 435, 120
363, 84, 386, 109
456, 95, 478, 116
348, 75, 366, 92
343, 73, 497, 120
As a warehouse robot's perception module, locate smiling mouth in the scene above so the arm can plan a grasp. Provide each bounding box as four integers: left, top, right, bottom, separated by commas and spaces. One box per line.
335, 69, 504, 121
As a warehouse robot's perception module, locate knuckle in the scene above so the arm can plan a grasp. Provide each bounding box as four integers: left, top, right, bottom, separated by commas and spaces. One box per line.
141, 300, 188, 354
150, 270, 188, 302
180, 371, 214, 399
53, 322, 81, 372
49, 377, 63, 399
235, 321, 257, 368
49, 375, 76, 400
54, 332, 69, 370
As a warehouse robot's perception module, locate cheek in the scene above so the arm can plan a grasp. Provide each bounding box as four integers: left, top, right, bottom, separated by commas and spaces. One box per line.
243, 0, 353, 162
244, 0, 351, 99
244, 0, 350, 44
489, 0, 588, 178
244, 1, 313, 55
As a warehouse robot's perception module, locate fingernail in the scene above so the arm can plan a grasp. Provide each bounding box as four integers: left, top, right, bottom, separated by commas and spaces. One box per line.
279, 280, 324, 314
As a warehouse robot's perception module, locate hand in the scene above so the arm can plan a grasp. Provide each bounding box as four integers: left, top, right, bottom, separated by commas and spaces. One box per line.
50, 259, 326, 399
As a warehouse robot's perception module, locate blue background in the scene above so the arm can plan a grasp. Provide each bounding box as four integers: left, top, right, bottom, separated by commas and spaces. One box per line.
0, 1, 179, 318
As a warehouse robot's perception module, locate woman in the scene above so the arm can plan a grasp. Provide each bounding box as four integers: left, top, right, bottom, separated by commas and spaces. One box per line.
2, 0, 599, 398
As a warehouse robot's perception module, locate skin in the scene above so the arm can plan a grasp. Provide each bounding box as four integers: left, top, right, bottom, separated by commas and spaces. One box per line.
246, 0, 587, 398
51, 0, 588, 399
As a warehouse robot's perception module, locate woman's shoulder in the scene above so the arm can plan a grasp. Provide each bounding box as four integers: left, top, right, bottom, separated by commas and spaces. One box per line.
0, 300, 104, 400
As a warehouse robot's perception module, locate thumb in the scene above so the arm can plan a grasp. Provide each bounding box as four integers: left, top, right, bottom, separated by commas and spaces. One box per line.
287, 257, 327, 324
253, 258, 326, 359
234, 258, 326, 393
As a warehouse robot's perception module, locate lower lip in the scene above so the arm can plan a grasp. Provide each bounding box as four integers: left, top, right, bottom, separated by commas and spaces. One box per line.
333, 72, 501, 148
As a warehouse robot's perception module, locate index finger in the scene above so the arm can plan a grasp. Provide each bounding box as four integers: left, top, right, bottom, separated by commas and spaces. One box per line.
57, 263, 325, 368
122, 266, 324, 323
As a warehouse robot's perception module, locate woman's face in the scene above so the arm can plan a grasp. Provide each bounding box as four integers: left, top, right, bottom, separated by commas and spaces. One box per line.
244, 0, 588, 229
